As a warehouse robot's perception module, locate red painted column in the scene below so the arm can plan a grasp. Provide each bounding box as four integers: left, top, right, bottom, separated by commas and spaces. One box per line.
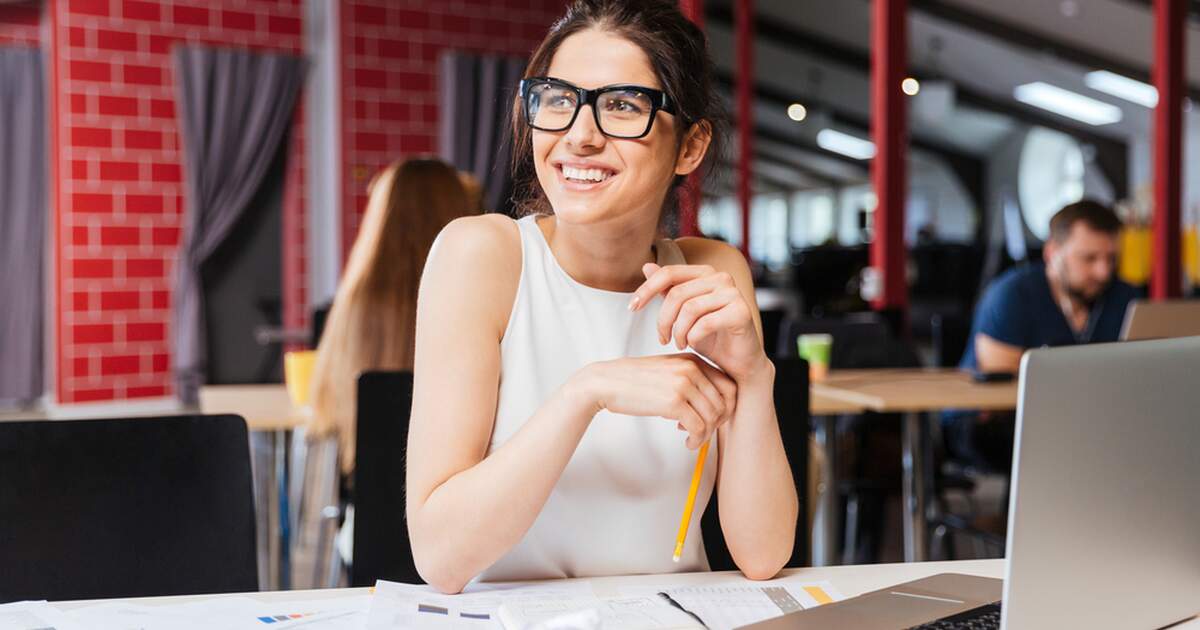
1151, 0, 1184, 300
735, 0, 753, 258
870, 0, 909, 312
678, 0, 704, 237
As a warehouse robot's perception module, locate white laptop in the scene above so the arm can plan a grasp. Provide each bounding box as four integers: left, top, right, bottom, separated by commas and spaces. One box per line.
743, 337, 1200, 629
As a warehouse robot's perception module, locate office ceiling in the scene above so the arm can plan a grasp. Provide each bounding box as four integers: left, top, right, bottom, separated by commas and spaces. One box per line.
703, 0, 1198, 195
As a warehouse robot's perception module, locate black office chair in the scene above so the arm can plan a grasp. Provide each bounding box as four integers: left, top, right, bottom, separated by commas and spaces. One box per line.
778, 312, 919, 368
702, 357, 810, 571
351, 370, 419, 586
779, 313, 924, 563
758, 308, 787, 360
0, 415, 258, 602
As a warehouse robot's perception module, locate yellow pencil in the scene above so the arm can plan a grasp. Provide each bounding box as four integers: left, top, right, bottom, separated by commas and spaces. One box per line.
673, 440, 710, 562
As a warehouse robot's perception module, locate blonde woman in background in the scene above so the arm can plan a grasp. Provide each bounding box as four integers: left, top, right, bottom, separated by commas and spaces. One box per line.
310, 157, 476, 475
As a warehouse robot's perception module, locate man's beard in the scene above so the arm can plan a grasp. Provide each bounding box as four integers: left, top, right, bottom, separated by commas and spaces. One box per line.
1064, 279, 1108, 307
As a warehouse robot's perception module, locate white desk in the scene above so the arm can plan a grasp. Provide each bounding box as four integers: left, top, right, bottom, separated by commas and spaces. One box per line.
53, 560, 1000, 610
48, 559, 1200, 627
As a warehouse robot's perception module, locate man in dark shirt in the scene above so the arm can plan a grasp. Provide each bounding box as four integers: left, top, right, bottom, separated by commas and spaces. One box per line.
950, 200, 1138, 470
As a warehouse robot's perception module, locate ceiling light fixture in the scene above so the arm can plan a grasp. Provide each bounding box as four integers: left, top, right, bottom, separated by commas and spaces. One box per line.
816, 129, 876, 160
902, 77, 920, 96
787, 103, 808, 122
1084, 70, 1159, 108
1013, 81, 1123, 126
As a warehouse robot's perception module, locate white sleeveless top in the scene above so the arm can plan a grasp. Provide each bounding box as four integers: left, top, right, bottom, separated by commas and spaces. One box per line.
477, 215, 717, 582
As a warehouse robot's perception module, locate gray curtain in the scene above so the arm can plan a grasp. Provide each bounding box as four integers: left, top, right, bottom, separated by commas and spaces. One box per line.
172, 47, 306, 404
438, 51, 526, 214
0, 48, 45, 407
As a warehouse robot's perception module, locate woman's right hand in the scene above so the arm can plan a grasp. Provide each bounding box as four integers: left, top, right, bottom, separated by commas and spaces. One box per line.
571, 353, 738, 449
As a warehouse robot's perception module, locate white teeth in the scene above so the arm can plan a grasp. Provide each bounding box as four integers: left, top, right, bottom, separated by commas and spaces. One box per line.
562, 166, 612, 182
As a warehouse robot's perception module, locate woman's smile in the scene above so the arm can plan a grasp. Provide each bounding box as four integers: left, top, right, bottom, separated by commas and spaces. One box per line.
553, 158, 620, 192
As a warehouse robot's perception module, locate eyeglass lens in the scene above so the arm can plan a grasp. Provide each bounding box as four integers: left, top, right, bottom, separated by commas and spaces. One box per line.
526, 82, 656, 138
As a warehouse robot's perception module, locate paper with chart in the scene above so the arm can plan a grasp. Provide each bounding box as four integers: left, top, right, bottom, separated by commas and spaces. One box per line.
497, 593, 703, 630
366, 579, 595, 629
60, 594, 371, 630
658, 580, 844, 630
0, 601, 84, 630
367, 577, 844, 630
496, 580, 843, 630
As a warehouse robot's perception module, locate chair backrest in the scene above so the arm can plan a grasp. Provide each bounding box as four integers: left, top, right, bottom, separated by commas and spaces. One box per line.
759, 309, 787, 359
0, 415, 257, 602
782, 313, 921, 369
702, 358, 810, 570
351, 370, 419, 586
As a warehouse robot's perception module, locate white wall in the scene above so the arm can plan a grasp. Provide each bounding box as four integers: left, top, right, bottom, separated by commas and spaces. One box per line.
304, 0, 342, 307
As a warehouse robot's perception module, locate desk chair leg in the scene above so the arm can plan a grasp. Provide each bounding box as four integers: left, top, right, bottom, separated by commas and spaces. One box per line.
265, 431, 281, 590
313, 504, 343, 588
288, 427, 309, 544
274, 429, 292, 590
931, 522, 951, 560
248, 433, 271, 590
325, 541, 345, 588
901, 412, 929, 562
842, 492, 860, 565
301, 437, 340, 589
812, 415, 840, 566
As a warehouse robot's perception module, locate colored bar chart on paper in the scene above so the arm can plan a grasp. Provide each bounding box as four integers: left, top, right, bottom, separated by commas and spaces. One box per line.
802, 585, 835, 605
659, 580, 846, 629
251, 608, 365, 627
256, 612, 317, 623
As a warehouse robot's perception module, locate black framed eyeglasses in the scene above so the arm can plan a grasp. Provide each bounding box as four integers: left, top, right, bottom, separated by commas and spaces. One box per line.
518, 76, 678, 139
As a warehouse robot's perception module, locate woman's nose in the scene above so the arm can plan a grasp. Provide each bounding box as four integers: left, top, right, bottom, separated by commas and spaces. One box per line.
563, 105, 606, 150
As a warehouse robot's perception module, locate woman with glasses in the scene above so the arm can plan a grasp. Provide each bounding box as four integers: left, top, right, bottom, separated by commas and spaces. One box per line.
407, 0, 798, 594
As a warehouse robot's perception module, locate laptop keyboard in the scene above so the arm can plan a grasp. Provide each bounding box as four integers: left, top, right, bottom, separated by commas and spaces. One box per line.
908, 602, 1001, 629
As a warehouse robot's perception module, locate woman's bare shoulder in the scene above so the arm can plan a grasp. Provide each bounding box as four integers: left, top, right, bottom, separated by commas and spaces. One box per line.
432, 214, 522, 265
422, 214, 523, 337
674, 237, 750, 276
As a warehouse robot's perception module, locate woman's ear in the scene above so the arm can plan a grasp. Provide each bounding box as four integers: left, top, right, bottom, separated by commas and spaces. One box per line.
674, 120, 712, 177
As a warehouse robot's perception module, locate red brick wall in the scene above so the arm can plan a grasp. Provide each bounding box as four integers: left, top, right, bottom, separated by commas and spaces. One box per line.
48, 0, 306, 404
338, 0, 566, 255
0, 3, 41, 46
4, 0, 571, 405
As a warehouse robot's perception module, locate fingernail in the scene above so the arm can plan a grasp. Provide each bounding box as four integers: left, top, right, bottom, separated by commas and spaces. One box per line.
628, 296, 639, 310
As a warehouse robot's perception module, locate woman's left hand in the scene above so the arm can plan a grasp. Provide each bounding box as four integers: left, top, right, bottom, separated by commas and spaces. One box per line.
630, 263, 768, 383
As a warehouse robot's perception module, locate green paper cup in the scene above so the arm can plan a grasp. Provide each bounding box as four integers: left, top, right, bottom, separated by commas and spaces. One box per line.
797, 333, 833, 382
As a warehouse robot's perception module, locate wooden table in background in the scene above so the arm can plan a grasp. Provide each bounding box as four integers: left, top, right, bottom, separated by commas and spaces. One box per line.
812, 369, 1018, 414
809, 369, 1019, 565
199, 384, 308, 432
200, 384, 309, 591
810, 389, 870, 416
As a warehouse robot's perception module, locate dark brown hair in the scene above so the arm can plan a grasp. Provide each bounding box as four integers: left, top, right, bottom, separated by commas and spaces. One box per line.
1048, 199, 1123, 243
509, 0, 727, 229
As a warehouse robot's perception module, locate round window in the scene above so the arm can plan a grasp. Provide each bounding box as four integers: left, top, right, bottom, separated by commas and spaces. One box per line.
1018, 127, 1086, 241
